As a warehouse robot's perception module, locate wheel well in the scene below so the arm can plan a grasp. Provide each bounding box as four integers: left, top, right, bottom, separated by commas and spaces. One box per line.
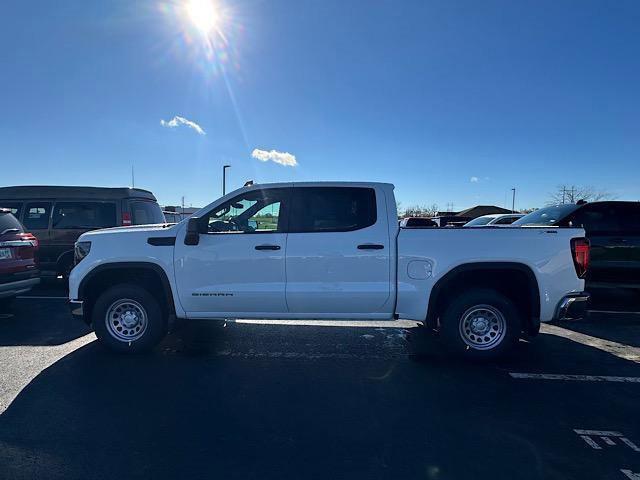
426, 264, 540, 335
79, 264, 175, 324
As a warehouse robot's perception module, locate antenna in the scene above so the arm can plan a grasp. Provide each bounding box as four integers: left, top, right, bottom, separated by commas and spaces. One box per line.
131, 165, 135, 188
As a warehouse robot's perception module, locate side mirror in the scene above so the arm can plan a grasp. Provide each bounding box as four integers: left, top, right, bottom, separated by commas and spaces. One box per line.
184, 217, 201, 245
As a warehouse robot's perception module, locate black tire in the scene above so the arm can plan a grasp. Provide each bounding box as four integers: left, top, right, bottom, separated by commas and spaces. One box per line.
92, 284, 167, 353
58, 255, 74, 280
440, 288, 522, 361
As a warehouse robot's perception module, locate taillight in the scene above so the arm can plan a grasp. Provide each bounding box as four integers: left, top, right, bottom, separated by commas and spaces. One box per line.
570, 237, 590, 279
20, 233, 38, 248
122, 212, 132, 226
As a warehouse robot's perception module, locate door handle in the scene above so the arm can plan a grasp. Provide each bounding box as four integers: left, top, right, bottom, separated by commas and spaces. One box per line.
255, 244, 281, 250
357, 244, 384, 250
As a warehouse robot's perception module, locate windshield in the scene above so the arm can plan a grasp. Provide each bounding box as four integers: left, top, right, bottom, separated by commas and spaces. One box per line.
512, 205, 579, 226
464, 216, 494, 226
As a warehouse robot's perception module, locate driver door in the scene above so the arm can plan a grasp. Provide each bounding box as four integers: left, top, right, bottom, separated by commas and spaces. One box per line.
174, 187, 292, 318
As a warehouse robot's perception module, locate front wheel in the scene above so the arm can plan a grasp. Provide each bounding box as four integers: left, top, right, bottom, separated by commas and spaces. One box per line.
92, 284, 167, 353
440, 288, 522, 361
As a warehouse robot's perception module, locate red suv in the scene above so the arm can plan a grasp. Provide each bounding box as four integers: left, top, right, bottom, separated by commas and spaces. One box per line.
0, 208, 39, 308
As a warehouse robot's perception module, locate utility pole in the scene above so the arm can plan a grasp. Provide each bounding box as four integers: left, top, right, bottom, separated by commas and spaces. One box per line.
511, 188, 516, 212
222, 165, 231, 196
131, 165, 135, 188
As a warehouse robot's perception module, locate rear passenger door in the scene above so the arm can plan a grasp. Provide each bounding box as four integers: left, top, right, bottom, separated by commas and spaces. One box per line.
285, 186, 392, 317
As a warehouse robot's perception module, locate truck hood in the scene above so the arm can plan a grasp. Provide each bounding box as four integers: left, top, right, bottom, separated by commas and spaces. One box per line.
78, 223, 178, 240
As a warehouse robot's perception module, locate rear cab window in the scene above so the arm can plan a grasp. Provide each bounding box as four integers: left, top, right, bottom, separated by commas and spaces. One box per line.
52, 202, 117, 229
129, 200, 166, 225
289, 187, 377, 233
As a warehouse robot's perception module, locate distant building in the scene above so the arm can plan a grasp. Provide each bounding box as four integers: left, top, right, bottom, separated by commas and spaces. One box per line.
432, 205, 515, 227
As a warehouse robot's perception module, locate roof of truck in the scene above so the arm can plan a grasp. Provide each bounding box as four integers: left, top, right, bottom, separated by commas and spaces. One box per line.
0, 185, 157, 201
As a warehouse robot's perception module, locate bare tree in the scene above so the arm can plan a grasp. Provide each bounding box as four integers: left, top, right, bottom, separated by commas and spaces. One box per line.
403, 203, 439, 217
548, 185, 614, 205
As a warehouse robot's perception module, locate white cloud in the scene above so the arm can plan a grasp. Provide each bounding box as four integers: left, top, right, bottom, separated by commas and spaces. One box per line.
251, 148, 297, 167
470, 176, 479, 183
160, 116, 206, 135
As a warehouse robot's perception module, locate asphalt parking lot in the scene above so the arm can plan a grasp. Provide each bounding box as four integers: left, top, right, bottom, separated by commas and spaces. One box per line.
1, 282, 639, 480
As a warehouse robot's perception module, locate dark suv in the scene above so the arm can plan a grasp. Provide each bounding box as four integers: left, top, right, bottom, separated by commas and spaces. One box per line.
0, 186, 165, 277
514, 201, 640, 309
0, 209, 39, 308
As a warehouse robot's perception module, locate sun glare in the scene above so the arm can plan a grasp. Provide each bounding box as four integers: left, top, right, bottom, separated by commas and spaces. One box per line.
186, 0, 219, 35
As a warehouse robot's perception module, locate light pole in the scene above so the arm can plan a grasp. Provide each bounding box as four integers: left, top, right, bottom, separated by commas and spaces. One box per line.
511, 188, 516, 212
222, 165, 231, 196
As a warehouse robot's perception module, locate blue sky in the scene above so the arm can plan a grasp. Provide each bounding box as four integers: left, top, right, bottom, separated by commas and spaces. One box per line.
1, 0, 639, 211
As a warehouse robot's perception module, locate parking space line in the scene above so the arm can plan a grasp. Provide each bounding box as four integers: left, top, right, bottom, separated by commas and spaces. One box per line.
16, 296, 68, 299
541, 324, 640, 363
510, 373, 640, 383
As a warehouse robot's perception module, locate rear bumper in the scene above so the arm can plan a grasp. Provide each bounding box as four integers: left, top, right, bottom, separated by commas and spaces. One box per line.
69, 300, 85, 323
0, 277, 40, 299
554, 292, 590, 321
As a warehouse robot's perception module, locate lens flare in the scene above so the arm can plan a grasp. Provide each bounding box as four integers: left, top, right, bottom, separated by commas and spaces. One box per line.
186, 0, 219, 35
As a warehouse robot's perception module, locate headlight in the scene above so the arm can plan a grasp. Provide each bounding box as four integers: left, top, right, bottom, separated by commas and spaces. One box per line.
74, 241, 92, 265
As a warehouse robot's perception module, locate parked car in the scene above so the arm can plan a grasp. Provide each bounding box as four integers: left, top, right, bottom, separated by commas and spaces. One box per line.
464, 214, 525, 227
513, 201, 640, 308
69, 182, 589, 360
0, 186, 165, 277
0, 208, 39, 308
400, 217, 437, 228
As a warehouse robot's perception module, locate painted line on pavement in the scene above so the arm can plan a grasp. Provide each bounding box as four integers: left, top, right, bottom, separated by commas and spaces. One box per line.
541, 324, 640, 363
510, 373, 640, 383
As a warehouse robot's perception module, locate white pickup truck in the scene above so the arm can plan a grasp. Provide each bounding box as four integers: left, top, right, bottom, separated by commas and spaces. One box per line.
69, 182, 590, 359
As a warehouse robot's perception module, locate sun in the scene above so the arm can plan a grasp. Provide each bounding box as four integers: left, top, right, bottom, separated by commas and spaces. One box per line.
186, 0, 220, 35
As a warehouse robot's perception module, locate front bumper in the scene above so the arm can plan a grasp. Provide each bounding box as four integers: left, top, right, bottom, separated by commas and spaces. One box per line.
554, 292, 590, 321
0, 277, 40, 299
69, 300, 85, 322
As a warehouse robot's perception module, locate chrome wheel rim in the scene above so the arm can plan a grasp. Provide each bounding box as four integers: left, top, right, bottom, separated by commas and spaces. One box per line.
105, 299, 148, 342
458, 304, 506, 350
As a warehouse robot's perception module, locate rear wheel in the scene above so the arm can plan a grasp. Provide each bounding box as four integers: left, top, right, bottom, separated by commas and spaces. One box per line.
440, 288, 521, 360
92, 284, 167, 353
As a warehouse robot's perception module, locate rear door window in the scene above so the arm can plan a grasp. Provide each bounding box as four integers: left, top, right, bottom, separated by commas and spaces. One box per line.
52, 202, 117, 229
130, 201, 165, 225
568, 204, 624, 234
494, 216, 518, 225
23, 202, 51, 230
617, 204, 640, 234
0, 202, 23, 219
289, 187, 377, 233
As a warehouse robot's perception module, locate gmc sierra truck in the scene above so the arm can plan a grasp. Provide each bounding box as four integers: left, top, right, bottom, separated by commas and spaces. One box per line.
69, 182, 590, 360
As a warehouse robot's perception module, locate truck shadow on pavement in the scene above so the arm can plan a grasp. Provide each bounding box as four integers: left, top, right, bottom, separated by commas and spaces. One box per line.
0, 297, 91, 347
1, 320, 640, 480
